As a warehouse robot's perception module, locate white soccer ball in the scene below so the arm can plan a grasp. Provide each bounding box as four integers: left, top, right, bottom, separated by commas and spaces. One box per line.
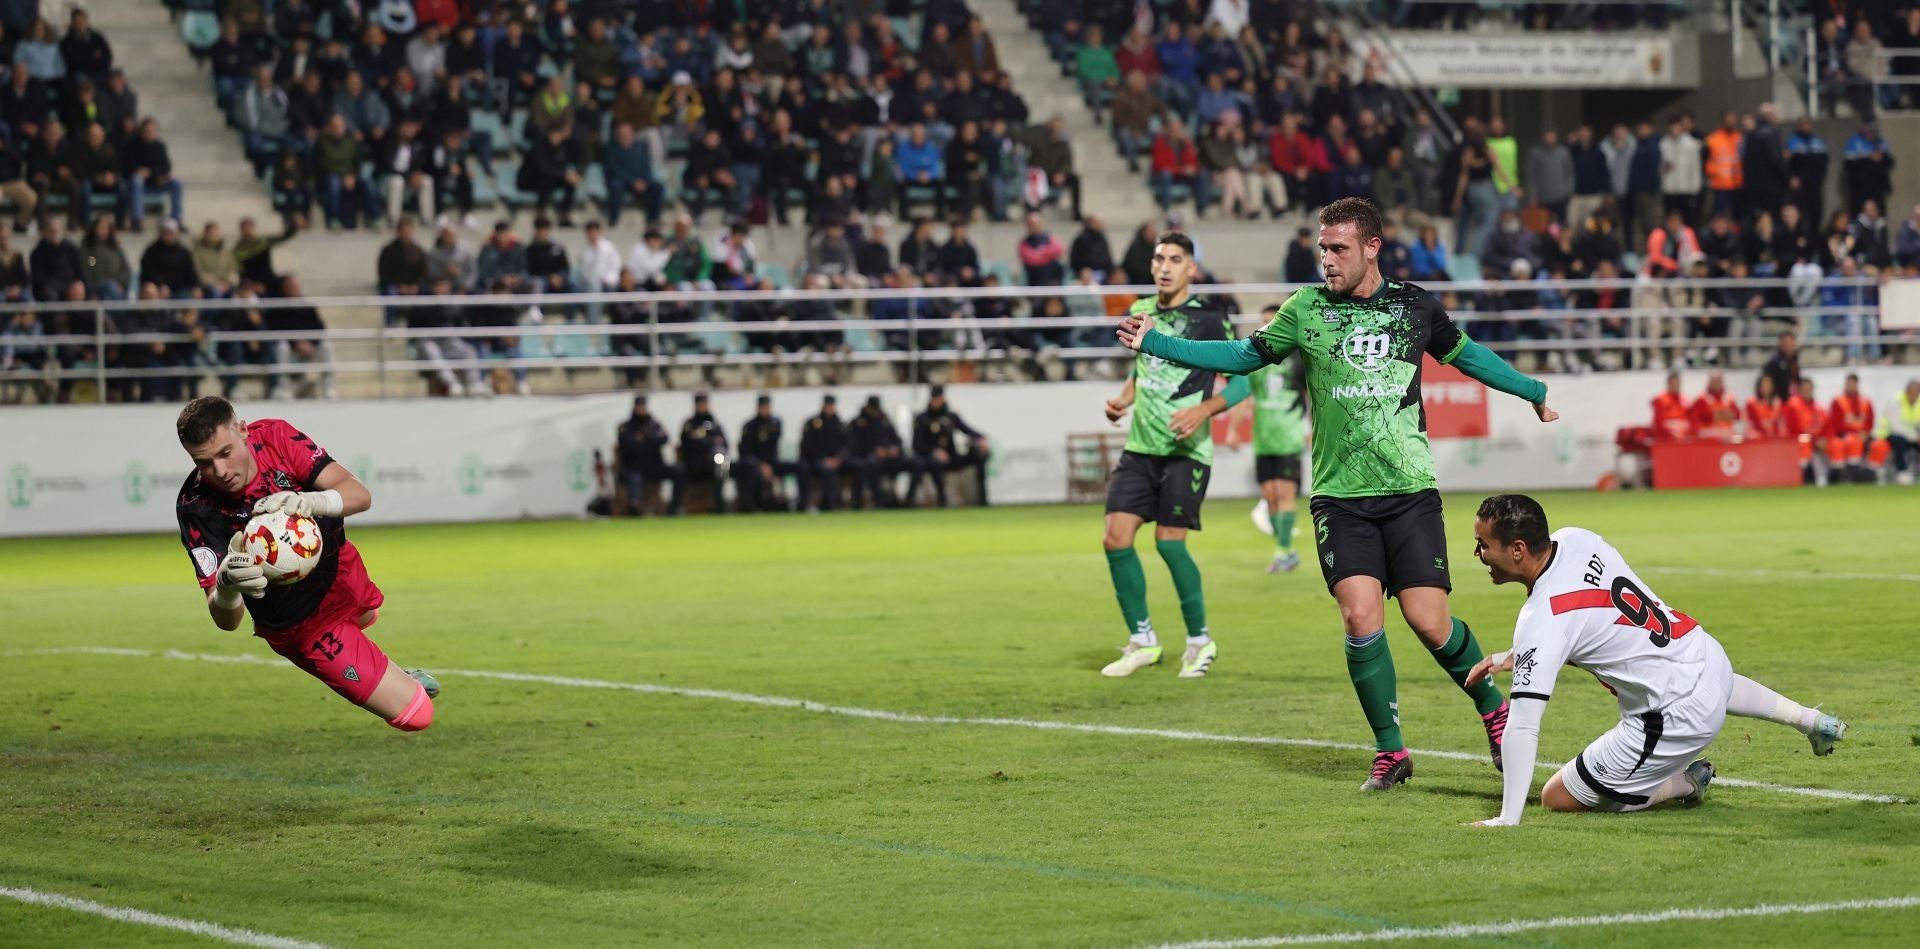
244, 510, 324, 585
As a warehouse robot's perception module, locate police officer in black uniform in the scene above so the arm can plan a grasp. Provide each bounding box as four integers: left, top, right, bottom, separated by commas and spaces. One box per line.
847, 394, 912, 508
910, 385, 991, 506
616, 395, 686, 515
735, 394, 799, 512
799, 394, 849, 512
678, 392, 730, 512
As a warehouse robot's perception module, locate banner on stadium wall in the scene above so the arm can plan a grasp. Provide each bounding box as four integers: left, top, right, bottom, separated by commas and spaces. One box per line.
1358, 35, 1678, 88
2, 366, 1911, 537
1880, 280, 1920, 329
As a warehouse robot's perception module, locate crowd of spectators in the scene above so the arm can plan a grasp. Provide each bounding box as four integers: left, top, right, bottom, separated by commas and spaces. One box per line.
0, 7, 191, 232
610, 385, 988, 515
168, 0, 1095, 234
1811, 4, 1920, 121
0, 212, 333, 405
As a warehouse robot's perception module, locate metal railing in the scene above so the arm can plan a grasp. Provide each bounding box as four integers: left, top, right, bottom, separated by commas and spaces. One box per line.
0, 277, 1904, 401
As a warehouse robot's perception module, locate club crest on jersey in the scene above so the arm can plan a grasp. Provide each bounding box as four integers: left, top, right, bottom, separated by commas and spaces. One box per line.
271, 471, 295, 491
1388, 303, 1405, 321
1512, 647, 1538, 686
1341, 326, 1393, 373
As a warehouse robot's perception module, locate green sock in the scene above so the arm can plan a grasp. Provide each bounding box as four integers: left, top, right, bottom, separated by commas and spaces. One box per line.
1154, 539, 1208, 640
1345, 631, 1403, 752
1104, 547, 1153, 641
1270, 511, 1295, 552
1430, 617, 1505, 716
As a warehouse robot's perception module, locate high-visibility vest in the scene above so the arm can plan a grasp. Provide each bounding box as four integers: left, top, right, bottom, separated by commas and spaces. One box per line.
1879, 390, 1920, 439
1705, 129, 1743, 191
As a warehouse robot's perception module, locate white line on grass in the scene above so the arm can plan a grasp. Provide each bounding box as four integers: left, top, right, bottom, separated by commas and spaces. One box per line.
10, 646, 1907, 805
1124, 895, 1920, 949
0, 885, 339, 949
1646, 565, 1920, 584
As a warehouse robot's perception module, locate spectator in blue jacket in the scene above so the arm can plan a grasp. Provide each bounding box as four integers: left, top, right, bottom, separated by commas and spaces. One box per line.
1625, 120, 1665, 246
603, 122, 662, 227
1155, 21, 1199, 118
890, 122, 944, 189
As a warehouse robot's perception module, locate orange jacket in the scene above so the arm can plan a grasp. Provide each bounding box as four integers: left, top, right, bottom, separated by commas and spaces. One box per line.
1705, 128, 1744, 191
1745, 397, 1786, 439
1689, 392, 1740, 437
1653, 392, 1692, 439
1644, 225, 1699, 276
1784, 395, 1827, 439
1828, 394, 1875, 436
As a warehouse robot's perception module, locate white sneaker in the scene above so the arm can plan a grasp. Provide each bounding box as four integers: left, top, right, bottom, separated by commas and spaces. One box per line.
1808, 713, 1847, 756
1178, 640, 1218, 678
1100, 643, 1163, 677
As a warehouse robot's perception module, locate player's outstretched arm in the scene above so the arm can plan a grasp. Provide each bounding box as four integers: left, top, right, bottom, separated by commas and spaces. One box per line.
254, 462, 372, 518
1448, 338, 1558, 421
1117, 318, 1268, 374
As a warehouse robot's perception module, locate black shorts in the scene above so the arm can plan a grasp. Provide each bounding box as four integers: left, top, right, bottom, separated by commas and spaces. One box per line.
1105, 451, 1210, 530
1254, 454, 1301, 485
1308, 489, 1451, 596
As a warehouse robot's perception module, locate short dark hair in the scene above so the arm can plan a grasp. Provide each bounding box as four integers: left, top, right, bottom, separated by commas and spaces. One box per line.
177, 396, 237, 446
1154, 230, 1195, 256
1477, 494, 1550, 553
1319, 197, 1383, 244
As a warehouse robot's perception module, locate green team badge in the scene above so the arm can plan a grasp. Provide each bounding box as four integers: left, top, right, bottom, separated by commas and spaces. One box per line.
343, 666, 360, 682
123, 461, 149, 506
6, 464, 30, 510
455, 454, 484, 495
1434, 557, 1446, 570
1172, 504, 1184, 517
566, 450, 591, 493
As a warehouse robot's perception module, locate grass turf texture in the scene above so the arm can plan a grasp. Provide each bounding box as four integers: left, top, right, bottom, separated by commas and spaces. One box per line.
2, 487, 1917, 948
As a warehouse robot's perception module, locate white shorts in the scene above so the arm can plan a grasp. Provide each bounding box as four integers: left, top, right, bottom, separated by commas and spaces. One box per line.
1561, 637, 1734, 809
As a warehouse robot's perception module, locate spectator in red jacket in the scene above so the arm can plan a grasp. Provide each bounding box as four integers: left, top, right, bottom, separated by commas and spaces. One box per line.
1828, 371, 1875, 481
1643, 208, 1700, 277
1268, 112, 1330, 214
1745, 373, 1787, 439
1150, 117, 1203, 212
1688, 370, 1740, 440
1651, 371, 1692, 440
1783, 376, 1831, 483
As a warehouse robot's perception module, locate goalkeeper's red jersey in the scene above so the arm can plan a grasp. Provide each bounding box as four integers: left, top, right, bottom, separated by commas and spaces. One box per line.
175, 418, 363, 632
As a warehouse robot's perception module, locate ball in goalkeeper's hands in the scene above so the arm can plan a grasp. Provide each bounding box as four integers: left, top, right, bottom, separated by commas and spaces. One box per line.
243, 510, 324, 585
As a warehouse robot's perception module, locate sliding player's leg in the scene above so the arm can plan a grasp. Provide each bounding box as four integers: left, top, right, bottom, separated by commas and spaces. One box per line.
1554, 664, 1727, 814
1726, 673, 1848, 755
1385, 489, 1509, 769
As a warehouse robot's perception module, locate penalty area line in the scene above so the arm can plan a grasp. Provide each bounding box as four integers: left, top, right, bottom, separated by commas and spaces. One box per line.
0, 885, 340, 949
10, 646, 1908, 805
1122, 894, 1920, 949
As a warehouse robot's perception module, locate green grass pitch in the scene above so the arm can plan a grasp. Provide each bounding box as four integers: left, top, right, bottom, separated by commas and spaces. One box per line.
3, 487, 1917, 947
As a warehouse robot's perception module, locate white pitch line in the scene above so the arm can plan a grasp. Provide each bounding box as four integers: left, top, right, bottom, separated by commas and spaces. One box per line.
1646, 565, 1920, 584
1125, 895, 1920, 949
0, 885, 340, 949
9, 646, 1907, 805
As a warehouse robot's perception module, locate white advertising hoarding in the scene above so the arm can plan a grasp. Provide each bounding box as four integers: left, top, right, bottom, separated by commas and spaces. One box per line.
2, 366, 1909, 538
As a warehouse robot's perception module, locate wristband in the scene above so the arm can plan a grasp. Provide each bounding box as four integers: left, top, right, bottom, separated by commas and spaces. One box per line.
212, 585, 244, 610
312, 489, 344, 518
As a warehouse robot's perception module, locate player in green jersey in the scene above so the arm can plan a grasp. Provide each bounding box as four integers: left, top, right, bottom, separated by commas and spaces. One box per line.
1100, 231, 1251, 679
1244, 317, 1308, 575
1117, 198, 1560, 790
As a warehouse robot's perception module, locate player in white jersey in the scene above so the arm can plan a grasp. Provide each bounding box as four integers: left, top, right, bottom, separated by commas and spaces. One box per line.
1460, 495, 1848, 826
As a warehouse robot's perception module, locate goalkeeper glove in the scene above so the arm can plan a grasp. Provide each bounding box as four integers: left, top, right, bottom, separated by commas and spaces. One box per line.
253, 489, 344, 518
213, 531, 268, 609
